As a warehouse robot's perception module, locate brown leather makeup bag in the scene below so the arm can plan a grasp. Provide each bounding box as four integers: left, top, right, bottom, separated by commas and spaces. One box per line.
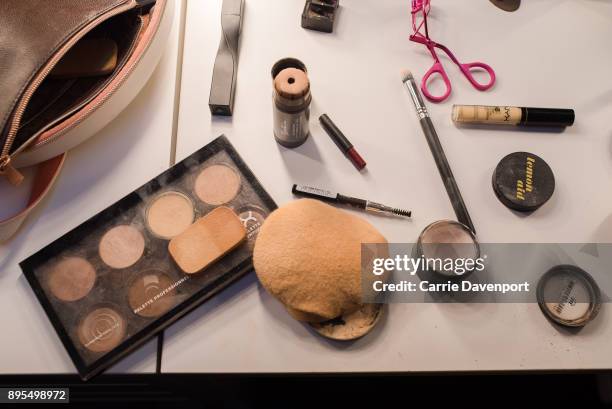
0, 0, 173, 241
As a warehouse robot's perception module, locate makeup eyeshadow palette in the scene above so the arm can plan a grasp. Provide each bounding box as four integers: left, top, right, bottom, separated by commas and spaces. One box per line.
20, 135, 276, 380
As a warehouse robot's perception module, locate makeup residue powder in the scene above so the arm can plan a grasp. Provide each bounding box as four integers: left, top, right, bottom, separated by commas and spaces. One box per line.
146, 192, 195, 239
78, 307, 126, 353
194, 164, 241, 205
99, 225, 145, 269
128, 271, 176, 318
310, 304, 383, 341
47, 257, 96, 302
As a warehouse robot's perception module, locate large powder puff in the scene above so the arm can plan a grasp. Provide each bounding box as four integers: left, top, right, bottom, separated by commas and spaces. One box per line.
254, 199, 388, 321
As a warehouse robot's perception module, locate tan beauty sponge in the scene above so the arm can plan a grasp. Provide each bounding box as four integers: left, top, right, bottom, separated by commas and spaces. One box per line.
169, 207, 246, 274
253, 199, 388, 338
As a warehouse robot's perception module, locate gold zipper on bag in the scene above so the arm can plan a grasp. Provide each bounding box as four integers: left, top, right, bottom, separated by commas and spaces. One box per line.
0, 155, 24, 185
0, 0, 134, 185
26, 14, 149, 153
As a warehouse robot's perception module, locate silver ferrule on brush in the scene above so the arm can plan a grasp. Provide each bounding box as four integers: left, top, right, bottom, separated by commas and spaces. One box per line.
365, 201, 394, 215
365, 201, 412, 218
402, 72, 429, 120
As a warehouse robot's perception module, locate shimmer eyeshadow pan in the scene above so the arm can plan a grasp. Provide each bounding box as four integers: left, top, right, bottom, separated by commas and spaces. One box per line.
145, 191, 195, 239
78, 306, 127, 353
20, 136, 276, 380
128, 271, 176, 318
194, 164, 242, 205
47, 257, 96, 302
99, 225, 145, 269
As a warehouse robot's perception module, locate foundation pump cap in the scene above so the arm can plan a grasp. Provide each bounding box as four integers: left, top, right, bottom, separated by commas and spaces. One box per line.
274, 68, 310, 99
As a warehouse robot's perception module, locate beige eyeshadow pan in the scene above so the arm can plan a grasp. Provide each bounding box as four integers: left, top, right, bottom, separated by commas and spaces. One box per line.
194, 164, 241, 205
128, 271, 177, 318
78, 306, 126, 353
145, 192, 195, 239
98, 225, 145, 269
47, 257, 96, 302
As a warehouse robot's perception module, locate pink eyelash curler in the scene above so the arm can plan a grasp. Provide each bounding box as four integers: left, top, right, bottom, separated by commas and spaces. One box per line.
410, 0, 496, 103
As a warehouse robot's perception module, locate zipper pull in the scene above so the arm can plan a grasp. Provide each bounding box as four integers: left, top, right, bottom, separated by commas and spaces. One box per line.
0, 155, 24, 186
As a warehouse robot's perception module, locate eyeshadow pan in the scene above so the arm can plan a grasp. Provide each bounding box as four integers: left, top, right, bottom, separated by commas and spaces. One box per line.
128, 271, 177, 318
146, 192, 195, 239
194, 164, 241, 205
99, 225, 145, 269
78, 307, 126, 353
47, 257, 96, 302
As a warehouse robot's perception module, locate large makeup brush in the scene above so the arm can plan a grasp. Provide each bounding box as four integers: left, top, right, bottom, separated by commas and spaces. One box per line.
400, 69, 475, 233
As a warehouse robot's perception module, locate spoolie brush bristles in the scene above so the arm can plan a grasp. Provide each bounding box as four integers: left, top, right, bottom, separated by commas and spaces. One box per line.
400, 69, 413, 83
392, 208, 412, 218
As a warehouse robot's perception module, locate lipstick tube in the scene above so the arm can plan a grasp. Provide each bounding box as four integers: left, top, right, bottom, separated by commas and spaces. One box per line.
452, 105, 575, 128
319, 114, 367, 170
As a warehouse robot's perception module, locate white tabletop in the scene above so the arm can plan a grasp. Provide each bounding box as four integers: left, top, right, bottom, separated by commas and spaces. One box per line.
162, 0, 612, 373
0, 0, 185, 375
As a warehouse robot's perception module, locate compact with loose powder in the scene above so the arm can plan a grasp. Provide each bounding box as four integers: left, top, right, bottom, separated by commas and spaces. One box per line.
537, 265, 601, 328
20, 136, 276, 380
416, 220, 480, 278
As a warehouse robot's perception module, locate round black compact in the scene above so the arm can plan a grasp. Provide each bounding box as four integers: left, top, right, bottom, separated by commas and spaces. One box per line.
537, 265, 601, 328
492, 152, 555, 212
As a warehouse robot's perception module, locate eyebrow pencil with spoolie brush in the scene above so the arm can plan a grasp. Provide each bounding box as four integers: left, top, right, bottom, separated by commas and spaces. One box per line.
400, 69, 476, 234
292, 184, 412, 218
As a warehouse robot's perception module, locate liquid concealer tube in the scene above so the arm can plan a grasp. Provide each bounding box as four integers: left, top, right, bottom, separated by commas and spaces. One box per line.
452, 105, 575, 128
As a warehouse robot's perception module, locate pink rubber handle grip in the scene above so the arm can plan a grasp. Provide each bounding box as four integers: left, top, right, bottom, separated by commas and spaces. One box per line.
459, 62, 496, 91
421, 62, 452, 103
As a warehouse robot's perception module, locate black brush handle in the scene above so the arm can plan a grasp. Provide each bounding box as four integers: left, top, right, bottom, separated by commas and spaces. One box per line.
292, 184, 338, 204
337, 194, 367, 210
420, 117, 476, 234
